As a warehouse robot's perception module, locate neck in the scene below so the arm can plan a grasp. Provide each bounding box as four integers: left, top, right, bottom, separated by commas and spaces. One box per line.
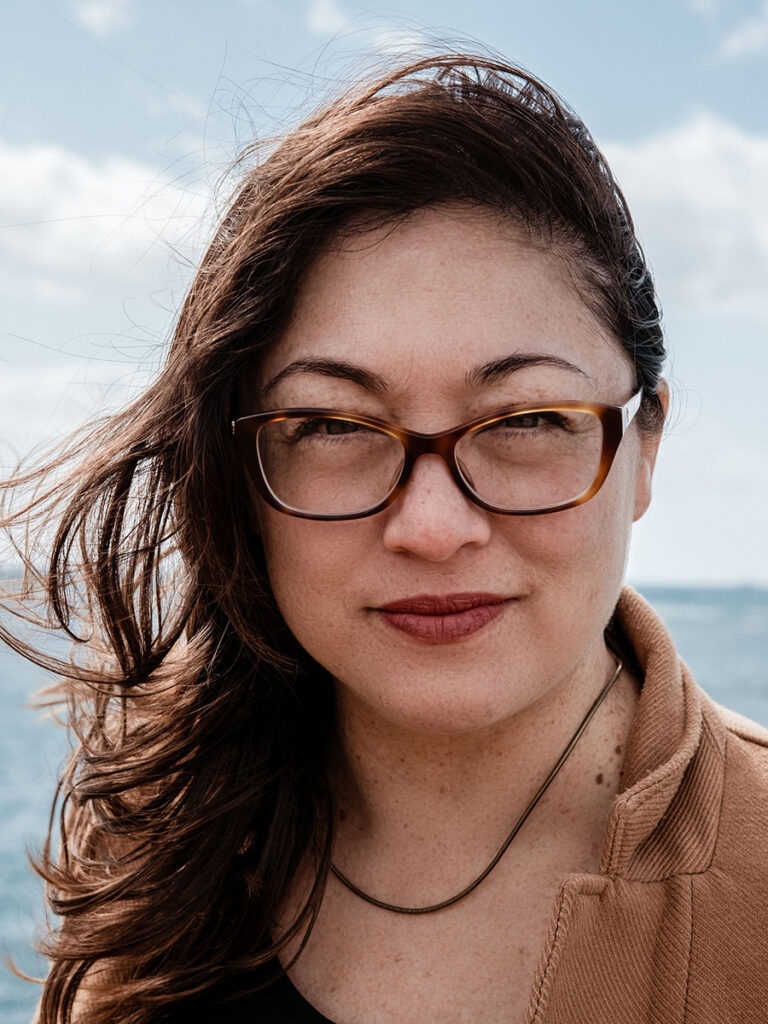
329, 639, 637, 903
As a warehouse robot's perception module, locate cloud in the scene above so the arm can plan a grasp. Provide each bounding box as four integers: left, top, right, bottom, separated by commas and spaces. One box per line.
368, 26, 429, 55
686, 0, 721, 22
71, 0, 133, 36
719, 0, 768, 59
628, 418, 768, 585
602, 112, 768, 321
304, 3, 430, 62
0, 362, 154, 463
151, 91, 210, 122
0, 137, 211, 305
0, 136, 214, 459
307, 0, 348, 35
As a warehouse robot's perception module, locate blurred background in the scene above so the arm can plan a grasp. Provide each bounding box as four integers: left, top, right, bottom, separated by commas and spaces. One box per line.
1, 0, 767, 1019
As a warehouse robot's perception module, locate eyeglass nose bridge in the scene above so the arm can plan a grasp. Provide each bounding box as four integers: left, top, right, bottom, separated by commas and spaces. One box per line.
388, 424, 483, 511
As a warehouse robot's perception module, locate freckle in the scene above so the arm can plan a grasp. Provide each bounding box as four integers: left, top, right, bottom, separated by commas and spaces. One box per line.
439, 785, 446, 794
615, 745, 623, 755
596, 772, 604, 785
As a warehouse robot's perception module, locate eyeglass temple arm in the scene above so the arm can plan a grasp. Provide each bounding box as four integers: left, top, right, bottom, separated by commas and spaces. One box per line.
622, 389, 643, 430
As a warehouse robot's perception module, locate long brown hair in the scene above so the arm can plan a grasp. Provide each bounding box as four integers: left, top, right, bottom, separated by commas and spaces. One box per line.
2, 53, 665, 1022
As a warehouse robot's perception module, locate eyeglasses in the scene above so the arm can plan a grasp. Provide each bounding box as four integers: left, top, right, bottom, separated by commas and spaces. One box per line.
231, 390, 643, 521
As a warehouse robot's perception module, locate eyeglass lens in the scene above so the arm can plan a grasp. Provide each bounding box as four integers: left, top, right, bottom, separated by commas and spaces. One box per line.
255, 411, 604, 516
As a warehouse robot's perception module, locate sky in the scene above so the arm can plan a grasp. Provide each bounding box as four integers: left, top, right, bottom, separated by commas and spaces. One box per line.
1, 0, 767, 584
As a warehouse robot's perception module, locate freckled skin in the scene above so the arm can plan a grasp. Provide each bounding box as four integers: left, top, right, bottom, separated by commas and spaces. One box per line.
596, 772, 604, 785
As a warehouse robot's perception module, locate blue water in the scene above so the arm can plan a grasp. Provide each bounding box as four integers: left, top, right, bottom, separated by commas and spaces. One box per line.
1, 586, 767, 1021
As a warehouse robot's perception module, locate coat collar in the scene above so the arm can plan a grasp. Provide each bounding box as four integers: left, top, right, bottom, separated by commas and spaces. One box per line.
598, 586, 726, 881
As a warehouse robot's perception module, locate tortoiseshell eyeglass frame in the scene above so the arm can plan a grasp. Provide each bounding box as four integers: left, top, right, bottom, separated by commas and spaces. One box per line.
231, 389, 644, 521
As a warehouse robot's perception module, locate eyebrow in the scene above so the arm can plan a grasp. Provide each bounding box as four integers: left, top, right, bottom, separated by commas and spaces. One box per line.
261, 351, 590, 398
261, 358, 390, 397
466, 353, 591, 387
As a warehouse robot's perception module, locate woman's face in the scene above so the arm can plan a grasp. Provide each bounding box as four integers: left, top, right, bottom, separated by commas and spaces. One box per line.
251, 206, 663, 734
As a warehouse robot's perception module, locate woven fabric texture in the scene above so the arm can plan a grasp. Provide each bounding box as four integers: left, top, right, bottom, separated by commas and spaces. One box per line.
524, 586, 768, 1023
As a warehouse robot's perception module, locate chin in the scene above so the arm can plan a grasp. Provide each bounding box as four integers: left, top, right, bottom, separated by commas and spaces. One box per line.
339, 671, 531, 736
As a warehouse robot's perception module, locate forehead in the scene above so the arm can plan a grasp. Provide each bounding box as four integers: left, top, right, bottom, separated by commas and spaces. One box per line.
257, 205, 633, 401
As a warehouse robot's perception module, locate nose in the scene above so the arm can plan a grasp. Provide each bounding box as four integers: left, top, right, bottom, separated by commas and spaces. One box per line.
381, 454, 492, 561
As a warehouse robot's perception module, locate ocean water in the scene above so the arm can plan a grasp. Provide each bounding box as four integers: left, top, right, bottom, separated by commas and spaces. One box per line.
1, 585, 767, 1021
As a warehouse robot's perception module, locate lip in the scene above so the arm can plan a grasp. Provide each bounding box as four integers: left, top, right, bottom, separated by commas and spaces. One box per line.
376, 592, 508, 643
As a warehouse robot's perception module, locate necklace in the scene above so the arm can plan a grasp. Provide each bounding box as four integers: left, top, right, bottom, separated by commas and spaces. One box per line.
330, 651, 623, 915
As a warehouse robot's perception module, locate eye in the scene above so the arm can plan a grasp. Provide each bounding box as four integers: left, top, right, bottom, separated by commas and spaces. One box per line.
489, 411, 570, 431
294, 417, 366, 438
323, 418, 364, 435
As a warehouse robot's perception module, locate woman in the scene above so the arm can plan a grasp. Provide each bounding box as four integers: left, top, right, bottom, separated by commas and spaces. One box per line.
7, 53, 768, 1024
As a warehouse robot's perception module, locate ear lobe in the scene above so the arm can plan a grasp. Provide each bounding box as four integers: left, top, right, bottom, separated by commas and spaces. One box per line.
655, 377, 671, 421
632, 379, 669, 523
632, 459, 655, 522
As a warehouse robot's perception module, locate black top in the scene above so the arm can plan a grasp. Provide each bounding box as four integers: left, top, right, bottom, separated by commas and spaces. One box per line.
163, 969, 336, 1023
225, 972, 336, 1023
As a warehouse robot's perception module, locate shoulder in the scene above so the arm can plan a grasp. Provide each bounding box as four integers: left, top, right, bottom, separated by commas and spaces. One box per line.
711, 700, 768, 750
700, 694, 768, 871
707, 695, 768, 799
705, 694, 768, 798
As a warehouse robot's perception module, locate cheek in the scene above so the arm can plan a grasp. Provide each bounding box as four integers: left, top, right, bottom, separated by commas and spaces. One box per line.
257, 509, 367, 631
506, 454, 637, 596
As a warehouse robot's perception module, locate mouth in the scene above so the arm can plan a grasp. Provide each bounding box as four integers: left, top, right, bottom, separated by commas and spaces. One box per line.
375, 592, 508, 643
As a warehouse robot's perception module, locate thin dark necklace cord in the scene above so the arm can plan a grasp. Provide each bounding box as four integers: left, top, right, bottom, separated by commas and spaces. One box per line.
330, 651, 624, 915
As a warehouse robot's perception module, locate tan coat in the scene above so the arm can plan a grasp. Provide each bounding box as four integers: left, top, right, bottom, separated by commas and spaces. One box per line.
525, 586, 768, 1023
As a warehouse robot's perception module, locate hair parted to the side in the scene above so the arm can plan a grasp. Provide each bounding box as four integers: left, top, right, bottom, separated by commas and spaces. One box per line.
1, 53, 666, 1023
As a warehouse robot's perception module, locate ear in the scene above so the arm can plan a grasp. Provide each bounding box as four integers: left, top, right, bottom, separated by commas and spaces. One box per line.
632, 379, 669, 523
